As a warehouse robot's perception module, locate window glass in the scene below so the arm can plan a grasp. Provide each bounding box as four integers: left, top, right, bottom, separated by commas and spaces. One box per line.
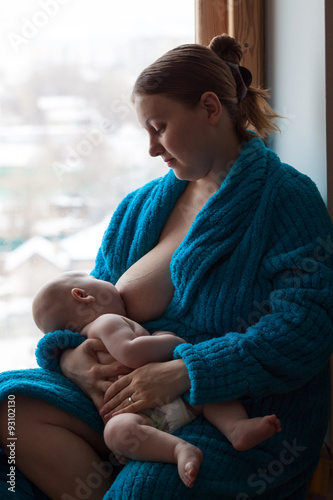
0, 0, 195, 370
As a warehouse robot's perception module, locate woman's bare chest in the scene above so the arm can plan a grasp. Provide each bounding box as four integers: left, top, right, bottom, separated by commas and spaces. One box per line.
115, 182, 214, 322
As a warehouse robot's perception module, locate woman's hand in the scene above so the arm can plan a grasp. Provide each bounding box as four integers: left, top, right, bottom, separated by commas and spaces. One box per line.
60, 339, 132, 410
100, 359, 191, 421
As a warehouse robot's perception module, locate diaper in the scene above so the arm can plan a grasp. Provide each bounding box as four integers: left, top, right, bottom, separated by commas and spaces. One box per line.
145, 397, 196, 434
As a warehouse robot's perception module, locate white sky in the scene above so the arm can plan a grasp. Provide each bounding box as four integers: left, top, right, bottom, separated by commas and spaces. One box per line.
1, 0, 195, 38
0, 0, 195, 81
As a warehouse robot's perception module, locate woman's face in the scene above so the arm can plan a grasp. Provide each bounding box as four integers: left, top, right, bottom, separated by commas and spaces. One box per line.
134, 93, 218, 181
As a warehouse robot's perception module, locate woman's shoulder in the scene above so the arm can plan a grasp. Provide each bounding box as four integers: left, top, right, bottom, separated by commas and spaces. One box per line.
263, 145, 325, 207
273, 160, 326, 209
265, 157, 333, 236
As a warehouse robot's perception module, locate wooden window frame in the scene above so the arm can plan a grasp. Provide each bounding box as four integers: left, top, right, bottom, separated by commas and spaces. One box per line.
195, 0, 264, 87
326, 0, 333, 220
326, 0, 333, 452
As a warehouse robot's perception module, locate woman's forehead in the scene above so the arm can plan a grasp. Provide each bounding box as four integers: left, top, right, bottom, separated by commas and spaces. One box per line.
134, 94, 185, 126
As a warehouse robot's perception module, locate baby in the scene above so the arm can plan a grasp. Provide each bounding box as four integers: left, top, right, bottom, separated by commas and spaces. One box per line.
33, 271, 281, 488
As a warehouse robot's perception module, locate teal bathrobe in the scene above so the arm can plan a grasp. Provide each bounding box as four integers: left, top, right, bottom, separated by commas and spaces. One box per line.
1, 137, 333, 499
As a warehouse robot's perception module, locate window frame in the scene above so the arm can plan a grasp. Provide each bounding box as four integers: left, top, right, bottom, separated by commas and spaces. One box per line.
195, 0, 264, 86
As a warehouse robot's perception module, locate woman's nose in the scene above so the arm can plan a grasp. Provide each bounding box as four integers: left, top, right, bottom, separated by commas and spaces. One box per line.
149, 137, 165, 157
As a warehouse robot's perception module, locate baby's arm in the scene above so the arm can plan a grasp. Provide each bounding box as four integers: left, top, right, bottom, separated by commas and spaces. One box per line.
82, 314, 185, 369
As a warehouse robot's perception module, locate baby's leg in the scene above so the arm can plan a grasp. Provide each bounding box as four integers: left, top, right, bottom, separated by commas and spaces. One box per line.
203, 400, 281, 451
0, 395, 113, 500
105, 413, 203, 488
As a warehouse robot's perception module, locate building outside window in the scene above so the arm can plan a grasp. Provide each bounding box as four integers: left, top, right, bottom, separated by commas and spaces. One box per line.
0, 0, 195, 370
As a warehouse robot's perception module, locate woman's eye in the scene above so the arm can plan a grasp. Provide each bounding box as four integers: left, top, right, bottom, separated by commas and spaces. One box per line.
155, 126, 165, 134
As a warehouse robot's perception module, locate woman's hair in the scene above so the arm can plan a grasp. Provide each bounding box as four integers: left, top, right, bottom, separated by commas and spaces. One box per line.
132, 34, 280, 141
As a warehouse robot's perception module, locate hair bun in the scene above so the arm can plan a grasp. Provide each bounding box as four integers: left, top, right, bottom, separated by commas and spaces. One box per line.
208, 34, 243, 65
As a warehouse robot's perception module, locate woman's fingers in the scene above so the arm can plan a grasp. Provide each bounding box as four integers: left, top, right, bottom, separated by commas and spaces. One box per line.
101, 360, 190, 417
100, 397, 143, 421
59, 339, 133, 412
100, 364, 162, 416
90, 362, 130, 386
103, 373, 129, 401
99, 373, 141, 416
109, 400, 143, 417
102, 376, 131, 414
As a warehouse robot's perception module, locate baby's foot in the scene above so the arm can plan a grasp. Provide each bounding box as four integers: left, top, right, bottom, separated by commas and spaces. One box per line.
231, 414, 281, 451
174, 441, 203, 488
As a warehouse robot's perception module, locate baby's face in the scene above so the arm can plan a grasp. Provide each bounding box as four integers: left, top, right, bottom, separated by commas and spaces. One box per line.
33, 272, 126, 334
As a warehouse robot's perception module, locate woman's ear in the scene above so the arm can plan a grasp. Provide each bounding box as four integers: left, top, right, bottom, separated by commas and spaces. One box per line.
200, 91, 222, 124
71, 288, 96, 303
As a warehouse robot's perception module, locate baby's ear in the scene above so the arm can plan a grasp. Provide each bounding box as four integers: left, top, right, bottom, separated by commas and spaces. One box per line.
71, 288, 96, 303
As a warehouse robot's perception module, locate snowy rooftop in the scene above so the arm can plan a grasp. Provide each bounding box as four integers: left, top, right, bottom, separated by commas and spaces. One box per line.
3, 235, 70, 273
60, 216, 110, 261
3, 216, 111, 273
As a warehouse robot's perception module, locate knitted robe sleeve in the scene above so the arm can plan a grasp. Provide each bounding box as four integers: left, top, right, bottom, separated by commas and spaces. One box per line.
174, 172, 333, 405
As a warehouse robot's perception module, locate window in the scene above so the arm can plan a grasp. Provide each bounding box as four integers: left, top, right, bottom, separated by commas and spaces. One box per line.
0, 0, 195, 370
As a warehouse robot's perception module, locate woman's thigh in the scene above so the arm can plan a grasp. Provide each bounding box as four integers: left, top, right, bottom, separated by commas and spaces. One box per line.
0, 394, 108, 458
0, 395, 114, 500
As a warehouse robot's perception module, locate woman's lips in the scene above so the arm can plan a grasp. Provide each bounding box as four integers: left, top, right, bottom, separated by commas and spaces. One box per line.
164, 158, 175, 168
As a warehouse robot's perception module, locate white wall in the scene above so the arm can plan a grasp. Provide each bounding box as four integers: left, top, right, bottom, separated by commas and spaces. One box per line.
265, 0, 327, 202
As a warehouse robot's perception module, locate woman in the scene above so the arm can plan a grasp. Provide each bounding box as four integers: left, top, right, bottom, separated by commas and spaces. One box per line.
1, 34, 333, 499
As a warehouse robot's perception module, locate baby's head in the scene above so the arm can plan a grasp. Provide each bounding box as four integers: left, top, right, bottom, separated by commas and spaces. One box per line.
33, 271, 126, 334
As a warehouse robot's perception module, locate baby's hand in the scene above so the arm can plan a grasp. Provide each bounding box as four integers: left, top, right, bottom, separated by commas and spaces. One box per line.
79, 328, 88, 338
80, 325, 93, 339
